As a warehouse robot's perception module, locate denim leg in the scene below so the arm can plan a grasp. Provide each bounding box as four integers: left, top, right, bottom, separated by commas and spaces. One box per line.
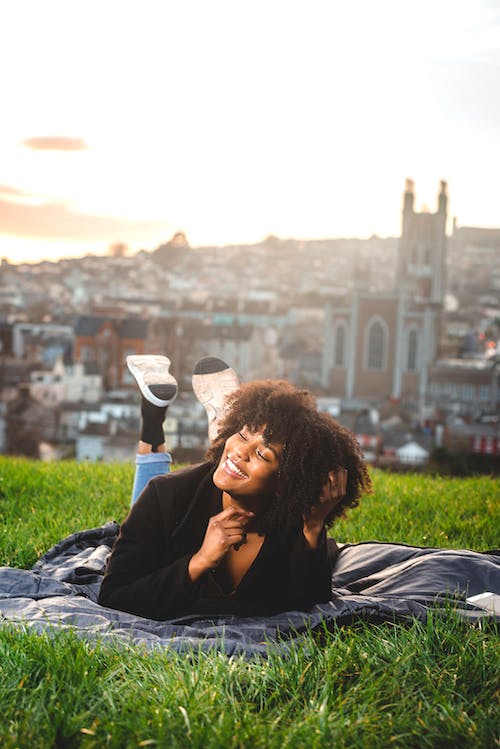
131, 452, 172, 506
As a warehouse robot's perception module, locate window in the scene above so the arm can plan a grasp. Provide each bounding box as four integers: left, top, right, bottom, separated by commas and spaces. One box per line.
462, 383, 475, 401
334, 323, 347, 368
429, 382, 440, 396
479, 385, 490, 402
365, 318, 387, 370
80, 345, 94, 363
407, 328, 418, 372
122, 350, 136, 383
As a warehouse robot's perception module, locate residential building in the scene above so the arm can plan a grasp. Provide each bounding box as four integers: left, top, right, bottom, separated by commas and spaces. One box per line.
427, 357, 499, 415
74, 316, 152, 389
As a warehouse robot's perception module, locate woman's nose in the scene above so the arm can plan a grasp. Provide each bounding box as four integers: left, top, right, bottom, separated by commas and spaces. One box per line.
234, 444, 249, 460
234, 438, 255, 460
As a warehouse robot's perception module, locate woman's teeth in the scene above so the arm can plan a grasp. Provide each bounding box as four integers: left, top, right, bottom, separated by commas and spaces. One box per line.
225, 456, 248, 478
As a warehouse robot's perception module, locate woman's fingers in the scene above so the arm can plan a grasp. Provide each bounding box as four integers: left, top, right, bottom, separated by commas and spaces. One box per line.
206, 509, 249, 554
336, 467, 348, 495
329, 468, 347, 497
304, 468, 349, 532
211, 505, 254, 524
226, 528, 246, 541
209, 515, 251, 534
195, 504, 256, 572
319, 468, 348, 505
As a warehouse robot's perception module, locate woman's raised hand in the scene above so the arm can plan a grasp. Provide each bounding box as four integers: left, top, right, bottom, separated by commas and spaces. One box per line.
319, 467, 348, 515
302, 468, 348, 548
188, 506, 254, 581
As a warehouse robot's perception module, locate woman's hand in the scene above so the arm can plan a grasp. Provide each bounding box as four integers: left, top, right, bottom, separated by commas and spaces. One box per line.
188, 506, 254, 582
302, 468, 348, 549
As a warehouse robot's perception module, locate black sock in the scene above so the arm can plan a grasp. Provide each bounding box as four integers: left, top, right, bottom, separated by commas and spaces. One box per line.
140, 397, 167, 451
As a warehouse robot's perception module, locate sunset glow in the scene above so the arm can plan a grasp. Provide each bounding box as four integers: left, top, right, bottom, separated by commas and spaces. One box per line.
1, 0, 499, 262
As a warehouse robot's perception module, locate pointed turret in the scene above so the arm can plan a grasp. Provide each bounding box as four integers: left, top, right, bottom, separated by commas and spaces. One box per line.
402, 178, 415, 239
438, 180, 447, 216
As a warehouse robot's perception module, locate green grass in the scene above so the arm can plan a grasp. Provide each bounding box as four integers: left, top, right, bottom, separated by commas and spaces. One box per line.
0, 458, 499, 748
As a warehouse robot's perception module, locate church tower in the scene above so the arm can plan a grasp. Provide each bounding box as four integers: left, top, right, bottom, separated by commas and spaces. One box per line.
322, 179, 447, 405
398, 179, 447, 305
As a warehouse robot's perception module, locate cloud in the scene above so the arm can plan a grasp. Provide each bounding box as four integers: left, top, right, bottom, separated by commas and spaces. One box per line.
482, 0, 500, 26
21, 136, 89, 152
0, 185, 171, 242
0, 184, 31, 198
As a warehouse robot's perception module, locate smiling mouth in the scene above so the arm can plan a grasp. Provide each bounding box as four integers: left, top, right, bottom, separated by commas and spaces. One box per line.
223, 456, 248, 479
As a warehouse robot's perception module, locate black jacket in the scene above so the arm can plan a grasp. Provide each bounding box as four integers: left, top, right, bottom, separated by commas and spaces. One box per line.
98, 462, 332, 620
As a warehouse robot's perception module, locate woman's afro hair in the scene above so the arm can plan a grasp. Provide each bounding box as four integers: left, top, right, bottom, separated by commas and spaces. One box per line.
206, 380, 372, 535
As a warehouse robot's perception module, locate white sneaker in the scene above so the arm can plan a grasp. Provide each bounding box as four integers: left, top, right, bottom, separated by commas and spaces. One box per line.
126, 355, 178, 407
192, 357, 240, 442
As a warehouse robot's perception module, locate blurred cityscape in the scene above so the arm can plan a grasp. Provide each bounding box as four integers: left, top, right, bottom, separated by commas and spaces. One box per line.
1, 180, 499, 473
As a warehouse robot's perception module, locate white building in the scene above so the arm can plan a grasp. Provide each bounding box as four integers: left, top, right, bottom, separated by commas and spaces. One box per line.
396, 440, 430, 466
30, 358, 102, 406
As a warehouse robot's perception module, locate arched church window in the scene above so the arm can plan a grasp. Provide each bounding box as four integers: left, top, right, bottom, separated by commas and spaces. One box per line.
407, 328, 418, 371
366, 319, 387, 370
334, 323, 347, 367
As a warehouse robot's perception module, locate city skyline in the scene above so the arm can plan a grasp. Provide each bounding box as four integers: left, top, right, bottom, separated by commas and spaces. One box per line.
1, 0, 499, 264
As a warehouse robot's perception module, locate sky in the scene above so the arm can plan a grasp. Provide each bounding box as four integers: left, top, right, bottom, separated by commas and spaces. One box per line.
1, 0, 499, 264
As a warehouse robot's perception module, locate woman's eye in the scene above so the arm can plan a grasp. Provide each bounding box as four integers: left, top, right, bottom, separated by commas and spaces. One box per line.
256, 449, 270, 462
238, 431, 247, 441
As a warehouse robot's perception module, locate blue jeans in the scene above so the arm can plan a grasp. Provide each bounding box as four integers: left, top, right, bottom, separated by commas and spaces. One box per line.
131, 452, 172, 506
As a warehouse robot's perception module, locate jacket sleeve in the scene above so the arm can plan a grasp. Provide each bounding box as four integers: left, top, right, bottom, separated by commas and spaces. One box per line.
98, 479, 205, 620
286, 528, 332, 610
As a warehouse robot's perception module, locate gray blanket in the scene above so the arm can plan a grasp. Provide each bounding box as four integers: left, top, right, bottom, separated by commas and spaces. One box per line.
0, 523, 498, 656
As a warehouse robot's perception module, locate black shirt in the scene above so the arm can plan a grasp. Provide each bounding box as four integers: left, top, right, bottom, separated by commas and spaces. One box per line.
98, 462, 332, 620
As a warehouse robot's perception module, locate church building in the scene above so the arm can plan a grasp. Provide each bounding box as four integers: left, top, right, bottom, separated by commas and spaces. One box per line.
322, 179, 448, 409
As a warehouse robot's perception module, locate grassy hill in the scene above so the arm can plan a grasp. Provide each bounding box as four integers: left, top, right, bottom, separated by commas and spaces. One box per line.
0, 459, 498, 748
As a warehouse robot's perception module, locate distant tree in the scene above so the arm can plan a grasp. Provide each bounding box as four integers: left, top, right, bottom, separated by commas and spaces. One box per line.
108, 243, 128, 258
25, 299, 53, 322
6, 387, 58, 458
169, 232, 189, 248
261, 234, 281, 249
6, 422, 42, 458
154, 232, 190, 267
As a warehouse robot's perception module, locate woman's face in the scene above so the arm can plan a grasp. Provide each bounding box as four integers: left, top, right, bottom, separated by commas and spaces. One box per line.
213, 425, 282, 508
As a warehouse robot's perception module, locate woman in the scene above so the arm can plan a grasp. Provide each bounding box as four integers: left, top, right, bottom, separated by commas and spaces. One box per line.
98, 356, 372, 619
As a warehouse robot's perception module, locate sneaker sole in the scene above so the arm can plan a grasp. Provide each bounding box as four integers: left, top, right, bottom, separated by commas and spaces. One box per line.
127, 355, 178, 407
192, 357, 240, 441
